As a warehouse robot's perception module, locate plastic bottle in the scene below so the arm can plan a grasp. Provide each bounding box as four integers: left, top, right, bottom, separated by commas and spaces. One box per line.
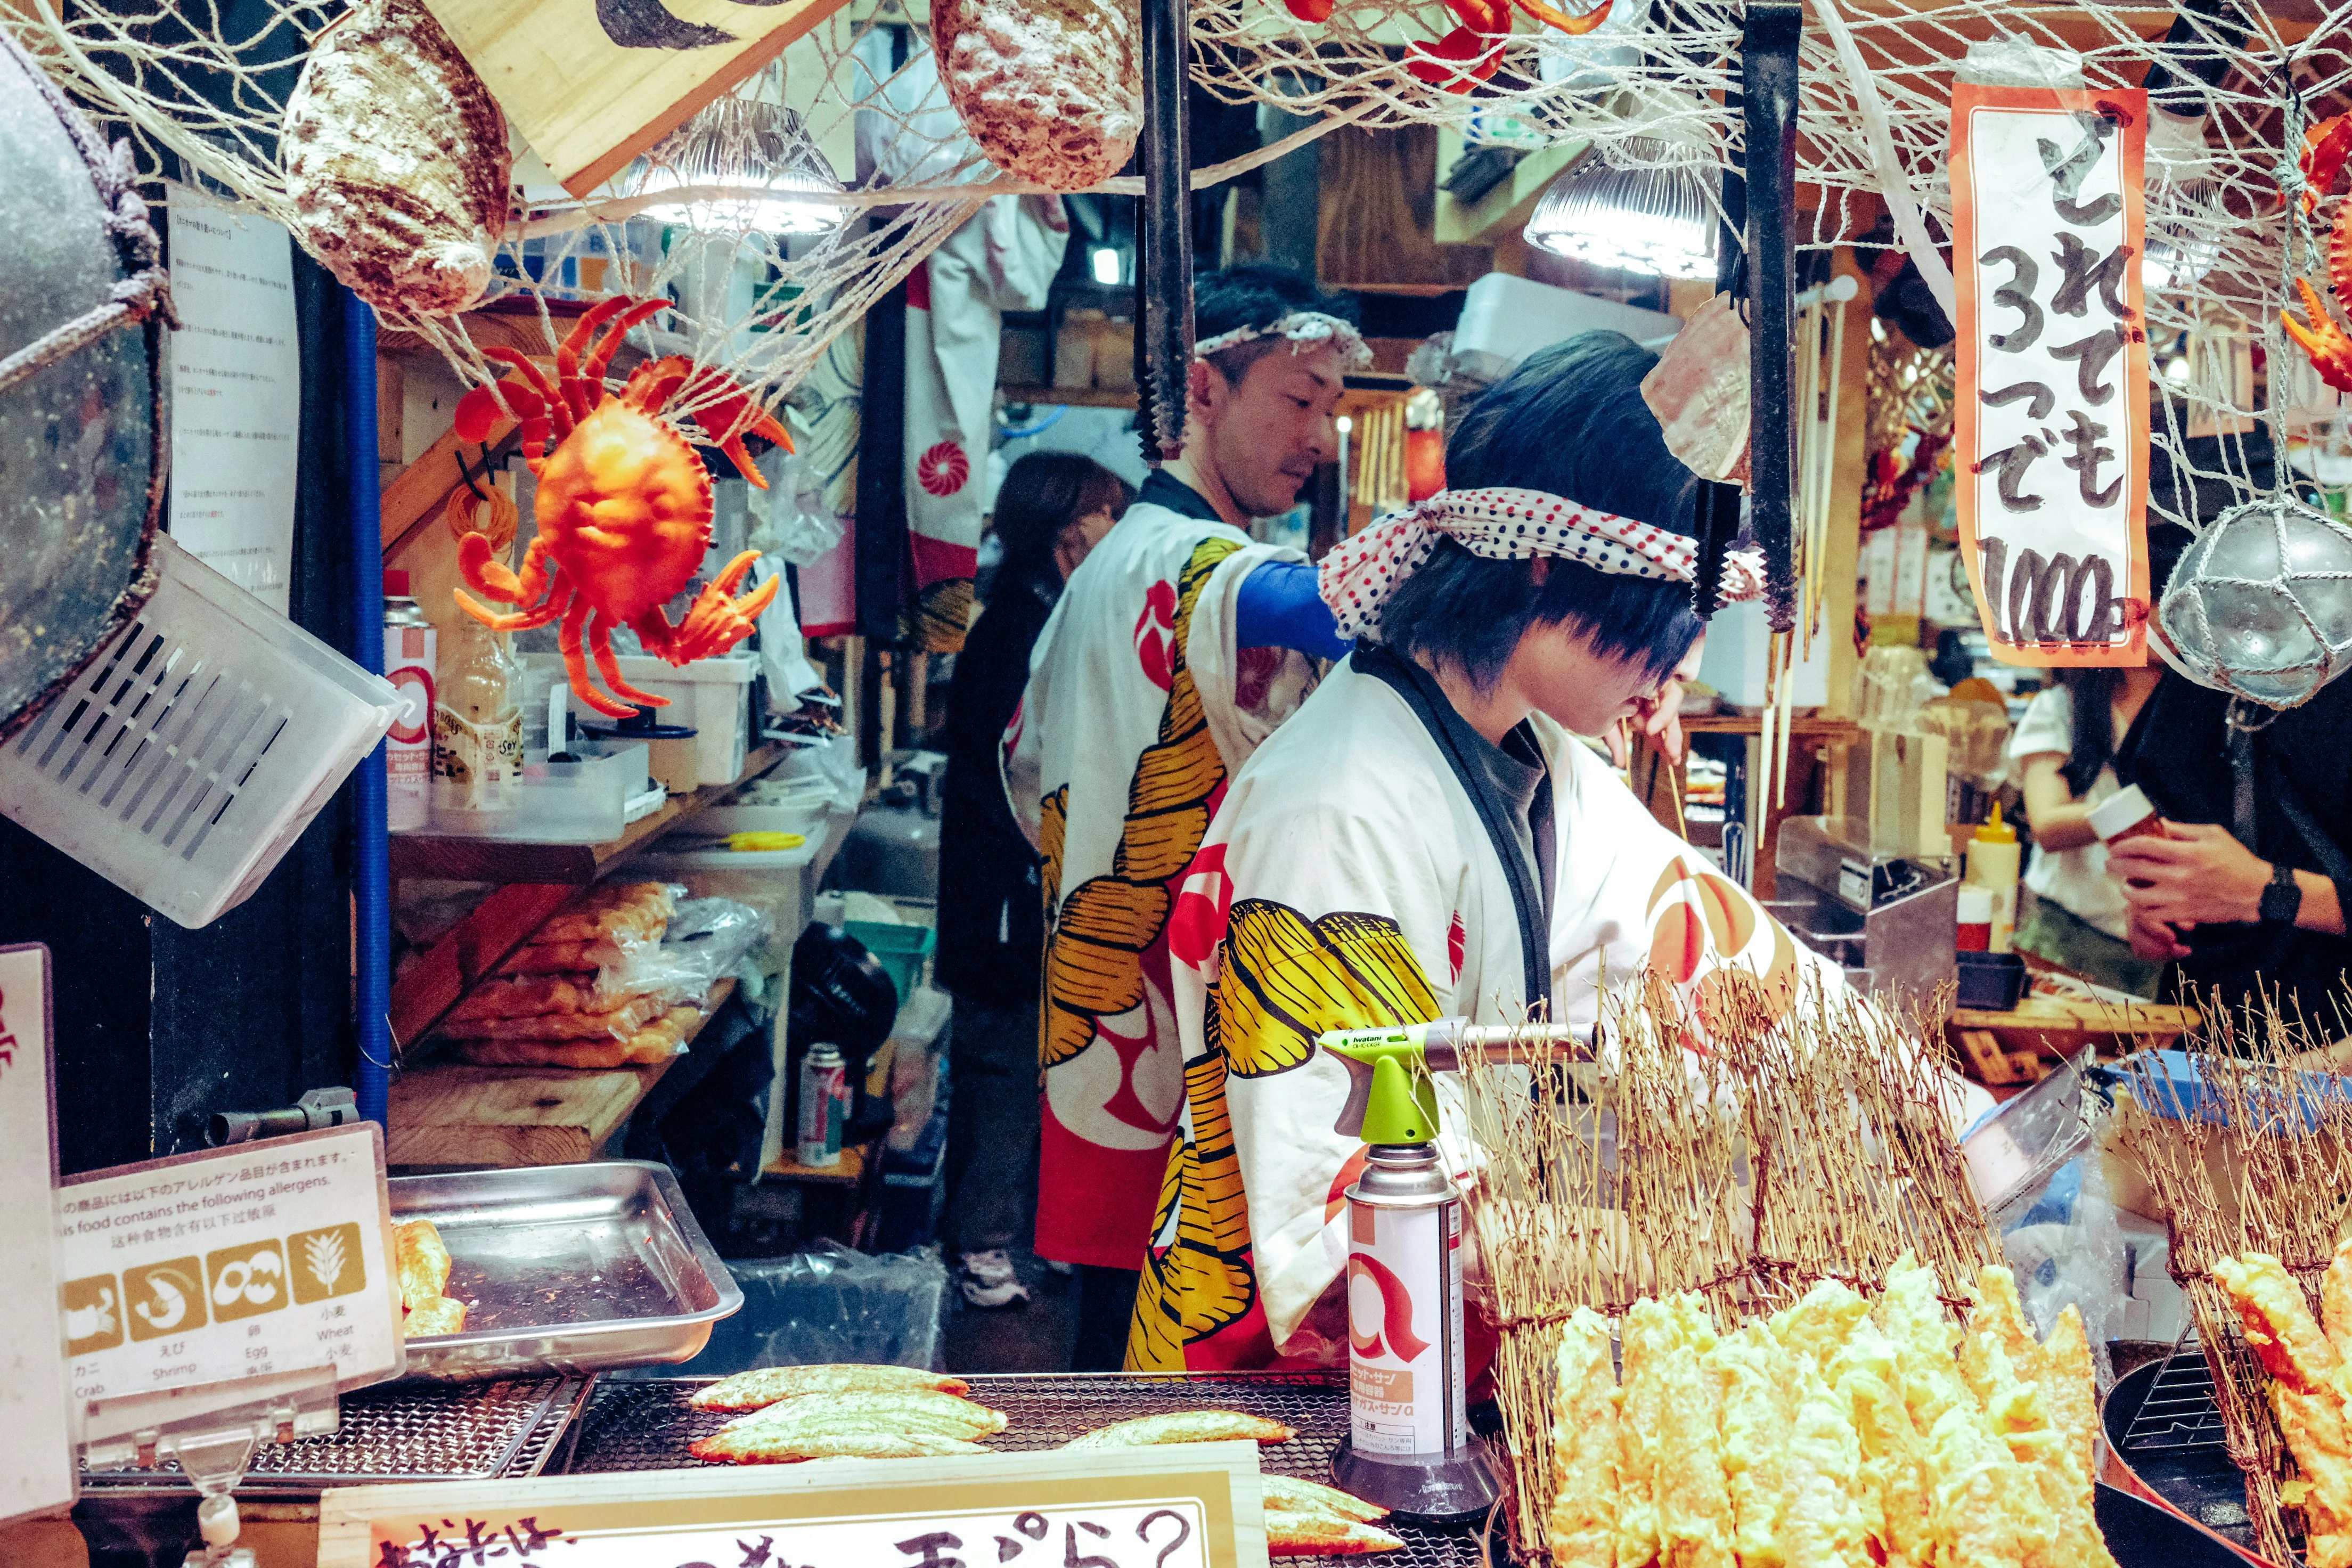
1967, 803, 2022, 954
381, 570, 435, 831
431, 616, 521, 821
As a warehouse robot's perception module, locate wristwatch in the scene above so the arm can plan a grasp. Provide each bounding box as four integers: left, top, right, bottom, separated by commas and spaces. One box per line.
2260, 862, 2305, 926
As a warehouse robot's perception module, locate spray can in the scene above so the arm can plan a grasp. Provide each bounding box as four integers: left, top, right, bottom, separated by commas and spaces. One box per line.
1321, 1026, 1501, 1521
381, 570, 435, 832
796, 1042, 848, 1167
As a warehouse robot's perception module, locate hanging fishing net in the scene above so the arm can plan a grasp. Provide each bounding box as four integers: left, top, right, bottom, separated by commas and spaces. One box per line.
3, 0, 1018, 435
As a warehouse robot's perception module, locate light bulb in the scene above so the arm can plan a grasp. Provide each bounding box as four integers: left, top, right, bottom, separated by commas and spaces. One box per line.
1090, 246, 1121, 285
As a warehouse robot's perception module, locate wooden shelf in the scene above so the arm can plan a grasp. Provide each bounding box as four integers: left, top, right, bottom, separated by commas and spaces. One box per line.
389, 740, 790, 884
387, 980, 733, 1167
997, 384, 1137, 410
386, 741, 791, 1049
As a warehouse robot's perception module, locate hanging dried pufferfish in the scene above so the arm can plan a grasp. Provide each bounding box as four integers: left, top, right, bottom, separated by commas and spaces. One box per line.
281, 0, 510, 316
930, 0, 1140, 191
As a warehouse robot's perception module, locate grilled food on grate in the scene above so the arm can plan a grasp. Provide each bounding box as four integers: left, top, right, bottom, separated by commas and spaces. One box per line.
691, 1363, 973, 1412
1064, 1410, 1297, 1449
688, 1428, 992, 1464
1262, 1474, 1386, 1523
690, 1389, 1009, 1464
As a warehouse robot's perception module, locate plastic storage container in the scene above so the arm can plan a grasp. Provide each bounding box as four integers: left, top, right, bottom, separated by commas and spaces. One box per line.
419, 741, 649, 843
613, 654, 754, 788
0, 536, 402, 928
843, 920, 935, 1004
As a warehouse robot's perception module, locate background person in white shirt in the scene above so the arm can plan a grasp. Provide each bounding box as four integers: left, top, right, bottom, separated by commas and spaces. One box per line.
2007, 656, 2165, 996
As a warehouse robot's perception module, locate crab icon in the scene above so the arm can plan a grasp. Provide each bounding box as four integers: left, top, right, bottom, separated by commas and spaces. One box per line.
450, 296, 792, 717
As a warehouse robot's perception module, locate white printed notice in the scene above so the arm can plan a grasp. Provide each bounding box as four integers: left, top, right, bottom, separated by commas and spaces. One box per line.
1952, 85, 2151, 668
165, 182, 301, 615
55, 1121, 402, 1438
0, 946, 74, 1526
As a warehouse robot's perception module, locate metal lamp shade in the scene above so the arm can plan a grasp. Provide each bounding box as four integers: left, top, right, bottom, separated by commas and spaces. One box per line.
1523, 137, 1721, 281
629, 100, 845, 238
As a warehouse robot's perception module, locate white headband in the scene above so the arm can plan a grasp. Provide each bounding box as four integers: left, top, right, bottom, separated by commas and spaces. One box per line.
1318, 487, 1767, 640
1194, 310, 1373, 371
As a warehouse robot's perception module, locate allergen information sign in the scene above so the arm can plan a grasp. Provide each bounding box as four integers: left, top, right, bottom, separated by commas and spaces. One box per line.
56, 1121, 403, 1435
1951, 83, 2151, 667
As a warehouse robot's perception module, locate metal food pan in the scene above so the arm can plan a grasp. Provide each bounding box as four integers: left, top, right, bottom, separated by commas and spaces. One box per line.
390, 1162, 741, 1382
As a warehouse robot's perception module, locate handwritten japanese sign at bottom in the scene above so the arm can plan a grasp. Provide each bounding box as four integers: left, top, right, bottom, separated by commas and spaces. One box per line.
1951, 81, 2151, 668
320, 1447, 1269, 1568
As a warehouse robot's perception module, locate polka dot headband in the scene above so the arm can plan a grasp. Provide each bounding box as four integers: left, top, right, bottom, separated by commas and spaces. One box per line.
1193, 311, 1374, 371
1317, 487, 1767, 640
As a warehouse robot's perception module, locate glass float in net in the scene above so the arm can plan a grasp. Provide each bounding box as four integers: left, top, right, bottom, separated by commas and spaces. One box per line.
2156, 495, 2352, 709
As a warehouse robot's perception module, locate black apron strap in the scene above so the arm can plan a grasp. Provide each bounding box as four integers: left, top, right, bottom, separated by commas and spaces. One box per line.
1354, 644, 1550, 1011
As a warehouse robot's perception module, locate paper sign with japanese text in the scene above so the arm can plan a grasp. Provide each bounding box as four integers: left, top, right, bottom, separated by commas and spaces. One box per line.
1953, 83, 2151, 667
0, 945, 75, 1526
56, 1121, 402, 1442
318, 1443, 1271, 1568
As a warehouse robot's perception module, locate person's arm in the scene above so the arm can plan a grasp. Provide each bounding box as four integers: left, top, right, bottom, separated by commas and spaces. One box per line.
2107, 822, 2350, 935
1233, 557, 1351, 661
2017, 753, 2100, 852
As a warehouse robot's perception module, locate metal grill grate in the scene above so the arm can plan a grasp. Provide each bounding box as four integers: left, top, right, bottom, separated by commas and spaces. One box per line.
2120, 1344, 2232, 1456
80, 1376, 586, 1491
567, 1374, 1490, 1567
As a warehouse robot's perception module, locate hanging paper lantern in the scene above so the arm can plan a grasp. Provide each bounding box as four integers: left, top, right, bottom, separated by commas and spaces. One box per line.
2153, 495, 2352, 708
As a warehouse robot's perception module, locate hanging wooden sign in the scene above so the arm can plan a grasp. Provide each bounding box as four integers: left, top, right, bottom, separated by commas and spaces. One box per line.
419, 0, 853, 197
1951, 84, 2151, 667
318, 1443, 1269, 1568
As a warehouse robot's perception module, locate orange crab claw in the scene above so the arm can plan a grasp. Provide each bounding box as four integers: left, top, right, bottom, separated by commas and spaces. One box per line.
2285, 275, 2352, 395
1283, 0, 1333, 21
556, 598, 641, 719
2305, 112, 2352, 213
480, 348, 572, 466
682, 371, 794, 487
1514, 0, 1613, 35
1408, 25, 1504, 89
576, 298, 669, 403
633, 550, 781, 666
454, 381, 534, 445
586, 611, 672, 709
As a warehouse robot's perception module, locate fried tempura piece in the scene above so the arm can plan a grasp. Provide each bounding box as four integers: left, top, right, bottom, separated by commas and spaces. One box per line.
2323, 1234, 2352, 1365
1772, 1278, 1872, 1370
2216, 1252, 2340, 1393
1615, 1301, 1669, 1568
691, 1363, 971, 1412
404, 1295, 468, 1336
2037, 1305, 2101, 1495
1643, 1296, 1735, 1567
1962, 1324, 2112, 1568
2276, 1382, 2352, 1568
393, 1219, 453, 1308
1957, 1267, 2040, 1398
1547, 1307, 1620, 1568
1714, 1323, 1872, 1568
1877, 1255, 1972, 1436
1829, 1318, 1932, 1568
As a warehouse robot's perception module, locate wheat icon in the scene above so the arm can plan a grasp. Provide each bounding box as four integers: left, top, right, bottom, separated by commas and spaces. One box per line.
304, 1230, 347, 1294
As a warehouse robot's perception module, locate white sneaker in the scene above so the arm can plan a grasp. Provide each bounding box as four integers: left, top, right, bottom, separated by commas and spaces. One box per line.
958, 1249, 1030, 1308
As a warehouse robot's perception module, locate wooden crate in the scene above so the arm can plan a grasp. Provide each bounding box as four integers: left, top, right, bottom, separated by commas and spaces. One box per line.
421, 0, 854, 194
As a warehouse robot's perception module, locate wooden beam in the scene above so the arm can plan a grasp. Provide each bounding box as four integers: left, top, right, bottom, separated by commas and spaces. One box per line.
1824, 249, 1872, 720
379, 379, 525, 557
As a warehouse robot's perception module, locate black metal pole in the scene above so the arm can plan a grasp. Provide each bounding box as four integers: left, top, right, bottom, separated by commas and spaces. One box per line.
1742, 1, 1802, 632
1136, 0, 1194, 461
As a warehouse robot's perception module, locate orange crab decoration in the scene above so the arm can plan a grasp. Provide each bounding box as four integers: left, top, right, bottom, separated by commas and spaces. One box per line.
450, 296, 790, 718
2283, 111, 2352, 394
1388, 0, 1615, 93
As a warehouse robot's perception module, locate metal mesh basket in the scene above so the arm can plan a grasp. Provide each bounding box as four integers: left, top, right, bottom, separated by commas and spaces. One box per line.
567, 1374, 1491, 1567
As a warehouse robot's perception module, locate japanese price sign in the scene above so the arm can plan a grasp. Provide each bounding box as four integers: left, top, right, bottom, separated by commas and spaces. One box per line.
56, 1121, 403, 1437
1953, 84, 2152, 667
0, 945, 75, 1526
320, 1446, 1268, 1568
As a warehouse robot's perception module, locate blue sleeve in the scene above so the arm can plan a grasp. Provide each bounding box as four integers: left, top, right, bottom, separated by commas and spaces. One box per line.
1234, 557, 1352, 661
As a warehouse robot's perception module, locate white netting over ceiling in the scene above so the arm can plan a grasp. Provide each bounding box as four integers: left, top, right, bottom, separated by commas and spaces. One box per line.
2, 1, 1015, 429
1198, 0, 2352, 533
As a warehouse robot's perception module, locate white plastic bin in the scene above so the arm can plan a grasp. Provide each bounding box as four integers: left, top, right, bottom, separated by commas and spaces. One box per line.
0, 535, 402, 928
614, 654, 753, 789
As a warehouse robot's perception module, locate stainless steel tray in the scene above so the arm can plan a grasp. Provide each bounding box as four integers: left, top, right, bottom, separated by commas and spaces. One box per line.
390, 1162, 741, 1382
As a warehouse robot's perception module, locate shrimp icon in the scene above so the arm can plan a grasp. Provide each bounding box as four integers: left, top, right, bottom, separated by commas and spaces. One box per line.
125, 1262, 205, 1338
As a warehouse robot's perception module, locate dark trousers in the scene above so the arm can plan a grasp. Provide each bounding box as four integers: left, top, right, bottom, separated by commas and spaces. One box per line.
1074, 1265, 1141, 1372
939, 993, 1041, 1254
